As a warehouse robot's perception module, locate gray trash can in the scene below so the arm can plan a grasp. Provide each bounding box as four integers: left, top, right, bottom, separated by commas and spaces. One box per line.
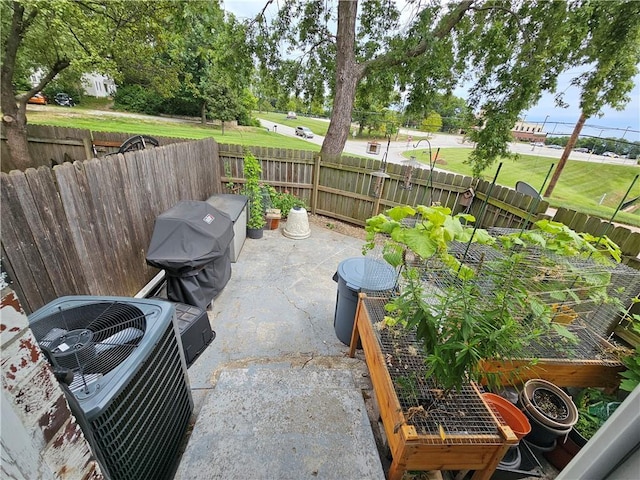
332, 257, 397, 346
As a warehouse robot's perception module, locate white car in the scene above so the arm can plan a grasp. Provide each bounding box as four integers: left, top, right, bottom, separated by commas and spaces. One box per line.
602, 151, 619, 158
287, 111, 297, 119
295, 126, 314, 138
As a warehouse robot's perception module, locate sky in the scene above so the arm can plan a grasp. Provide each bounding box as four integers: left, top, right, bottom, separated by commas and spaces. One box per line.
224, 0, 640, 143
519, 71, 640, 142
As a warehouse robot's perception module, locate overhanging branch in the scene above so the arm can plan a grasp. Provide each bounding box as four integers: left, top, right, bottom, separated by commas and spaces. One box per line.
359, 0, 474, 79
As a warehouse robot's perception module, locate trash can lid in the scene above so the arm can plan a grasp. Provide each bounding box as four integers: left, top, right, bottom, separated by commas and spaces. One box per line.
337, 257, 396, 292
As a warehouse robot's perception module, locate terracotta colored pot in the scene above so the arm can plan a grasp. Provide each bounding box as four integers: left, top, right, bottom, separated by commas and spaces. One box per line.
483, 393, 531, 440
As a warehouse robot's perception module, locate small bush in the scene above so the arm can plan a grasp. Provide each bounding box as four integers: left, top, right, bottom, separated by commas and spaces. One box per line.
113, 85, 163, 115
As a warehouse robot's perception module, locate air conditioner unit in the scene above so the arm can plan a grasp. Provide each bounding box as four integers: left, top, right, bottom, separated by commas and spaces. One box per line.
29, 296, 193, 480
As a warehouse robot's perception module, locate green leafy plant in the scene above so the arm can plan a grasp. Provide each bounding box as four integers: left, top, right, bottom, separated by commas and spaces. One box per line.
264, 185, 306, 218
620, 313, 640, 393
574, 388, 620, 440
364, 206, 622, 393
242, 151, 266, 229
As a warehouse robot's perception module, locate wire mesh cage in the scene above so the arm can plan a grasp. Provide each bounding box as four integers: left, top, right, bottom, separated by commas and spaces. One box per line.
363, 296, 503, 444
362, 222, 637, 390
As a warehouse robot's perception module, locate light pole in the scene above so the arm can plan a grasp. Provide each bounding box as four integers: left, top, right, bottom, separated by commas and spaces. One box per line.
588, 129, 605, 161
541, 115, 550, 132
622, 126, 630, 140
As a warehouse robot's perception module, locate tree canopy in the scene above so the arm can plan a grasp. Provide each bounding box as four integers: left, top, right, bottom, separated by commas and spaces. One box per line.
253, 0, 639, 176
1, 0, 172, 170
3, 0, 638, 181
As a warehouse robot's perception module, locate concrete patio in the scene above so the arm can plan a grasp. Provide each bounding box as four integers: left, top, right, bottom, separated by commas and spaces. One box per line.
173, 221, 388, 479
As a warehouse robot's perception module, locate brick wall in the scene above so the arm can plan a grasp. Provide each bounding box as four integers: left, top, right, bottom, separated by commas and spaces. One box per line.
1, 288, 103, 480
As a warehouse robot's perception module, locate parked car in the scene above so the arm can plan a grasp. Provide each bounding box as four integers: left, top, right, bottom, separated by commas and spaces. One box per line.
531, 142, 545, 147
547, 144, 563, 149
602, 151, 619, 158
573, 147, 589, 153
27, 93, 47, 105
287, 111, 297, 119
295, 126, 314, 138
54, 92, 75, 107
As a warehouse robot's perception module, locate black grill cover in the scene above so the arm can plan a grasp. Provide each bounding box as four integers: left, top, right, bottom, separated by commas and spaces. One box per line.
146, 201, 234, 308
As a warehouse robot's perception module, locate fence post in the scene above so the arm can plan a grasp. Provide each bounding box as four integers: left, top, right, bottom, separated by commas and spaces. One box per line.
82, 137, 94, 160
311, 153, 321, 214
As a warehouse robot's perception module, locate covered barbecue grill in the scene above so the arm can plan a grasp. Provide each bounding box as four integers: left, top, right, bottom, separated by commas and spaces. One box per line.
146, 201, 234, 309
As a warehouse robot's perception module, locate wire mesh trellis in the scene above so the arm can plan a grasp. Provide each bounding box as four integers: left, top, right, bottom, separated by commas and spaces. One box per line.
362, 296, 504, 445
362, 220, 640, 373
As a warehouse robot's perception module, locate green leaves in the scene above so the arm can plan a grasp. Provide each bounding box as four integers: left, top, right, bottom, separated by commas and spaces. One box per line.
620, 314, 640, 393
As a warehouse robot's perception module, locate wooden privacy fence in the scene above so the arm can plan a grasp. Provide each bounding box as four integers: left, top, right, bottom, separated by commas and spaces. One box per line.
3, 132, 639, 313
220, 144, 549, 229
2, 138, 221, 313
1, 123, 188, 172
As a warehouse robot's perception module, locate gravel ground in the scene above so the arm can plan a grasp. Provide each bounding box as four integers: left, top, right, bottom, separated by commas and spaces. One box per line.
308, 213, 368, 241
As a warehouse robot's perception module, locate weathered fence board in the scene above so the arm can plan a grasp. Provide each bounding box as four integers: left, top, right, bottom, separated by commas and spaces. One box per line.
2, 174, 48, 309
24, 167, 89, 296
1, 123, 189, 172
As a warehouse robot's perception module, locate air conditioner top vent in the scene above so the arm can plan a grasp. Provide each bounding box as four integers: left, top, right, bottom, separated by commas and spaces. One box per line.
29, 296, 174, 403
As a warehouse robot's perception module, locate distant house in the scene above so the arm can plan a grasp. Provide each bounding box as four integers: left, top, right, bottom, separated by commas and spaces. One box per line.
512, 120, 547, 142
82, 72, 116, 97
29, 69, 116, 97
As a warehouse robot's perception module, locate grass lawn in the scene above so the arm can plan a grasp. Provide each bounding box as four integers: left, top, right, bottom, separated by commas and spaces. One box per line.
27, 109, 320, 151
25, 106, 639, 227
252, 111, 332, 136
405, 148, 640, 227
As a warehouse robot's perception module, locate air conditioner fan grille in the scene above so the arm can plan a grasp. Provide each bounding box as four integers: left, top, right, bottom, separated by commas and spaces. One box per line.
30, 302, 148, 375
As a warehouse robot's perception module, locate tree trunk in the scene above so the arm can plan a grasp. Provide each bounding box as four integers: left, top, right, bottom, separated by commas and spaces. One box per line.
2, 110, 30, 171
544, 112, 587, 197
319, 1, 473, 161
201, 102, 207, 125
1, 2, 33, 171
320, 0, 362, 161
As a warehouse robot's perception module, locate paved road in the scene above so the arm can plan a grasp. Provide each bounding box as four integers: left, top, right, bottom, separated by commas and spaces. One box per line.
258, 118, 638, 169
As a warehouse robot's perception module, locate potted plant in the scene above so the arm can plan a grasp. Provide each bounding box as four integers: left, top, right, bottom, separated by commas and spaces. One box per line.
242, 151, 266, 239
544, 386, 619, 469
518, 378, 579, 449
264, 185, 307, 219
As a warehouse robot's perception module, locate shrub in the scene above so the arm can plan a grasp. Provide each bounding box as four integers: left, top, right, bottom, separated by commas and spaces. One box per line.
113, 84, 163, 115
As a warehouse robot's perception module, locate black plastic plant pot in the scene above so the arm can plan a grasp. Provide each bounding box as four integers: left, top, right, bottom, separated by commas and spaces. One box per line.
519, 379, 578, 450
520, 379, 578, 431
247, 227, 264, 239
522, 408, 569, 449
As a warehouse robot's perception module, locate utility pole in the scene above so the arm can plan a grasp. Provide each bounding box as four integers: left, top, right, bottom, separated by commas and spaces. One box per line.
545, 112, 587, 198
622, 126, 630, 139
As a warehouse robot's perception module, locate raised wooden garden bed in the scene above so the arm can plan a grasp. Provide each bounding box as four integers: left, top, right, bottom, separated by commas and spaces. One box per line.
479, 323, 624, 389
349, 294, 518, 480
